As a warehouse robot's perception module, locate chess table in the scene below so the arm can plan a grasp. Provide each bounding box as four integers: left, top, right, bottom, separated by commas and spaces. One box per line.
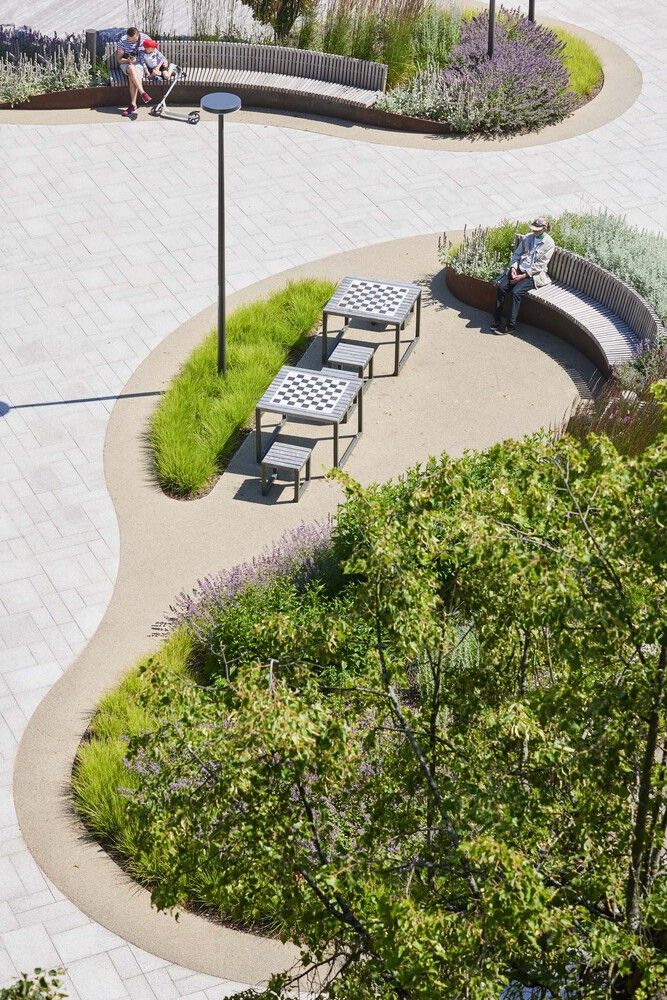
255, 366, 363, 468
322, 276, 422, 375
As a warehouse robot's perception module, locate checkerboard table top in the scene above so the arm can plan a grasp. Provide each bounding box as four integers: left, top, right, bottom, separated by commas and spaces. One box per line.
324, 275, 421, 325
257, 366, 360, 423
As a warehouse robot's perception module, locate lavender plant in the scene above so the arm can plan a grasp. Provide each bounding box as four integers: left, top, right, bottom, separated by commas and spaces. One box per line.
379, 6, 576, 134
156, 520, 332, 635
0, 25, 84, 61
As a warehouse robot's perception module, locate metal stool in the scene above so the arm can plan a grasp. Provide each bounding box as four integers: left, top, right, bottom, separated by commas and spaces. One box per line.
326, 342, 375, 385
260, 442, 312, 502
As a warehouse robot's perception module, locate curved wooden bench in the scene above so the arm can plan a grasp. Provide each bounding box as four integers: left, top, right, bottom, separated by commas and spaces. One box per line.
105, 39, 387, 109
446, 244, 663, 377
523, 246, 661, 375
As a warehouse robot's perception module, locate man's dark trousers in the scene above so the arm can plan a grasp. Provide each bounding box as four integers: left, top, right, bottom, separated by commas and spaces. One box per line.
494, 270, 536, 327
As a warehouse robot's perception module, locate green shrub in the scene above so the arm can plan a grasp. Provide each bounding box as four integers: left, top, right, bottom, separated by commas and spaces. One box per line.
244, 0, 316, 40
0, 970, 66, 1000
439, 225, 505, 282
149, 279, 335, 497
78, 417, 667, 998
0, 49, 90, 106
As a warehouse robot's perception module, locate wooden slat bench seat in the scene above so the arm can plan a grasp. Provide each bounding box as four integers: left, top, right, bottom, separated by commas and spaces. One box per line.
106, 39, 388, 109
529, 283, 640, 366
516, 241, 663, 376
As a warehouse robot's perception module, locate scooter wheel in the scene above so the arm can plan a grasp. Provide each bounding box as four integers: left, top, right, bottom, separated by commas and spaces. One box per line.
150, 106, 163, 117
188, 112, 200, 125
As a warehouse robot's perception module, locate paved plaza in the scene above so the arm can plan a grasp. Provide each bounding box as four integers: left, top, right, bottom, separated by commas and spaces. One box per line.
0, 0, 666, 996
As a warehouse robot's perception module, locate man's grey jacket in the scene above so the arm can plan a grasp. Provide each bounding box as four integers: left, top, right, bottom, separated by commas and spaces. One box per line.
510, 233, 556, 288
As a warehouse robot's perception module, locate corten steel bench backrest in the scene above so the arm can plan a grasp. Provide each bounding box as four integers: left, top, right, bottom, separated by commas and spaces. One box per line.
106, 40, 388, 91
513, 235, 662, 349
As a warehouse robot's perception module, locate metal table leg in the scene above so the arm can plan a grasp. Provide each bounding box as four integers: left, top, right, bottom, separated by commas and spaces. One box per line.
394, 322, 401, 375
416, 290, 422, 339
255, 407, 262, 463
321, 312, 328, 364
357, 382, 363, 432
333, 421, 339, 467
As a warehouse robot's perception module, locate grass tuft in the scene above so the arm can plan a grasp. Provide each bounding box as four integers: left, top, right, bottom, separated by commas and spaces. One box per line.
72, 630, 193, 863
150, 279, 335, 498
553, 27, 603, 98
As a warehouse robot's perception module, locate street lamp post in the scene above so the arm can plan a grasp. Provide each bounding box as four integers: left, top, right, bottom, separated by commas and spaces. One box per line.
201, 92, 242, 376
528, 0, 535, 20
488, 0, 496, 57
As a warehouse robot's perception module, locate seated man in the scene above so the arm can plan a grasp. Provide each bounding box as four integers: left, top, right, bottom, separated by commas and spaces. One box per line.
116, 26, 152, 117
492, 218, 555, 334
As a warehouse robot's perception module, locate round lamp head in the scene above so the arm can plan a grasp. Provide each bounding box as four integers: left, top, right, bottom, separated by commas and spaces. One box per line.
200, 92, 242, 115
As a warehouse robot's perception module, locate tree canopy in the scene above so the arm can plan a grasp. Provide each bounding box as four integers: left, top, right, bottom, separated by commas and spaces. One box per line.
126, 386, 667, 999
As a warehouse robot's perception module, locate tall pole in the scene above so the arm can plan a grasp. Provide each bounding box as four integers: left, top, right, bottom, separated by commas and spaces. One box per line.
200, 93, 241, 378
528, 0, 535, 20
488, 0, 496, 57
218, 115, 226, 376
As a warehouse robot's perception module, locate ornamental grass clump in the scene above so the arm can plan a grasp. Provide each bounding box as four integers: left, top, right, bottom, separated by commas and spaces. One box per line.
380, 6, 576, 134
321, 0, 435, 86
564, 365, 666, 457
149, 278, 334, 497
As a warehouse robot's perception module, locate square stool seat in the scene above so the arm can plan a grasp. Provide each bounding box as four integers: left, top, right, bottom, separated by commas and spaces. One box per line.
326, 342, 375, 382
261, 441, 312, 502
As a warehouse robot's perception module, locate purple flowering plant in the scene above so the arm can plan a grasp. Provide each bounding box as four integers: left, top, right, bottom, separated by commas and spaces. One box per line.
379, 7, 576, 134
0, 25, 85, 62
155, 519, 333, 638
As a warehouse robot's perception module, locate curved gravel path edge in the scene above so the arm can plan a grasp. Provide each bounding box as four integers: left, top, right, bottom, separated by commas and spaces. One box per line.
13, 231, 598, 983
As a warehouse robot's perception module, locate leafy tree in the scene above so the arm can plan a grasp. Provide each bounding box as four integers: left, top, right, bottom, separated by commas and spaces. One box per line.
244, 0, 315, 42
126, 388, 667, 998
0, 970, 67, 1000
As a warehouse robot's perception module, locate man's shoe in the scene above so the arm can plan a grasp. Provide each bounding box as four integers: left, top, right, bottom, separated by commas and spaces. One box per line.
490, 315, 503, 331
140, 91, 152, 104
121, 103, 136, 117
501, 324, 516, 334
